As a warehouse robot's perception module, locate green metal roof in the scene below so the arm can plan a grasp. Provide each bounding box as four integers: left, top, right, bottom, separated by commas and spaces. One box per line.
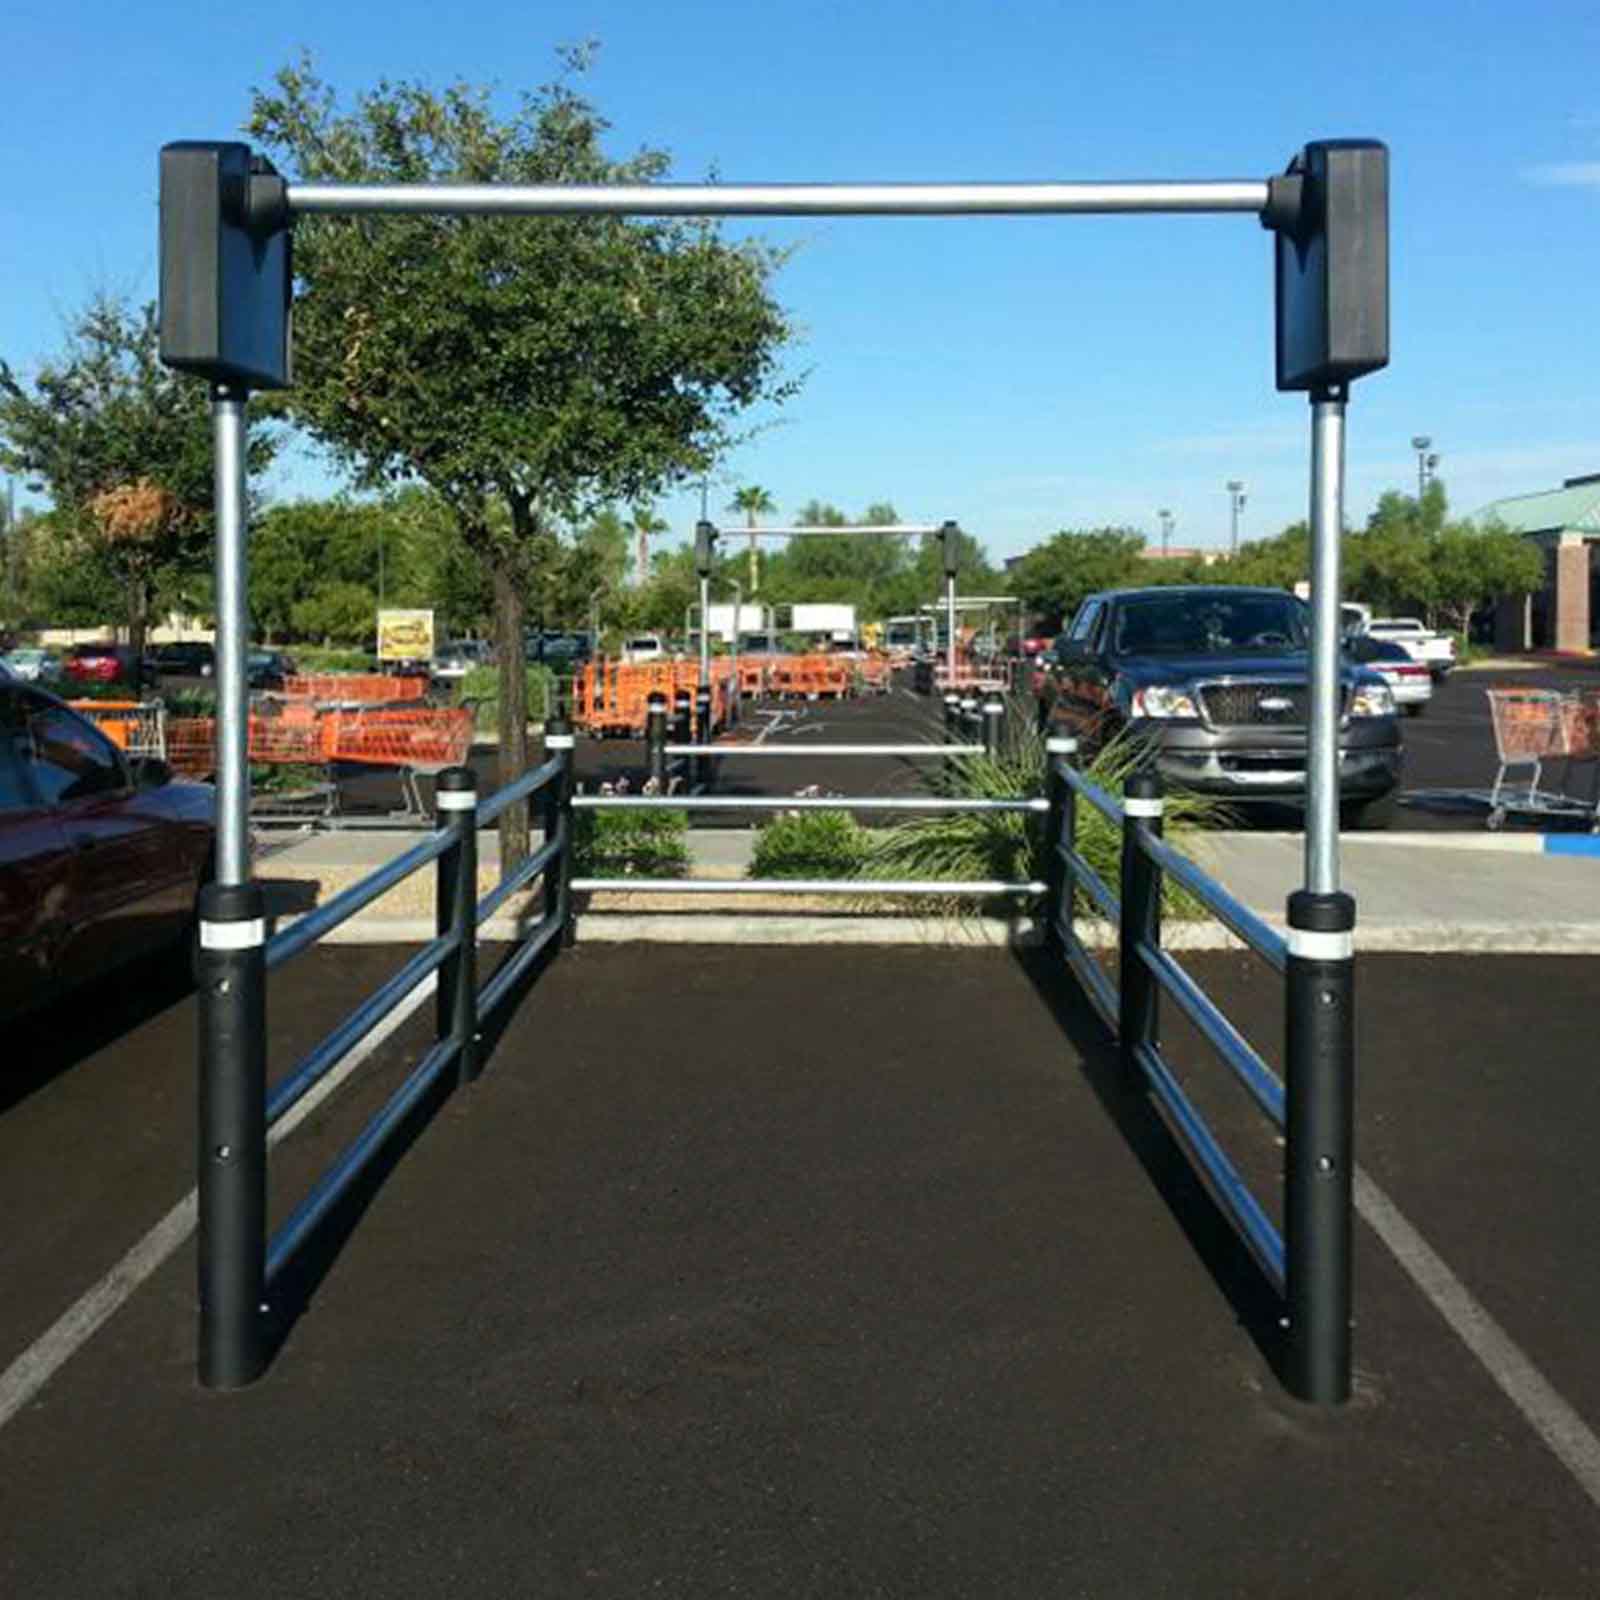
1471, 481, 1600, 535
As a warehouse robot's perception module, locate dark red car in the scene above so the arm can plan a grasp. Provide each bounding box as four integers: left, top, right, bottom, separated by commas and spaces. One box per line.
63, 642, 157, 689
0, 683, 214, 1022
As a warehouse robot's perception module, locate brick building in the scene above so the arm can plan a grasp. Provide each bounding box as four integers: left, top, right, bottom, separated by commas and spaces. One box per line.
1475, 474, 1600, 653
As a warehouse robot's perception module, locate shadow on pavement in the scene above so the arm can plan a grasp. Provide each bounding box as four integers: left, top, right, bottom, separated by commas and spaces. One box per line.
260, 922, 563, 1365
1010, 941, 1288, 1381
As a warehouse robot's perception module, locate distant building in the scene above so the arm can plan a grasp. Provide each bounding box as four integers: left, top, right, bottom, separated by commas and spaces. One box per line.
1143, 544, 1223, 565
1473, 474, 1600, 653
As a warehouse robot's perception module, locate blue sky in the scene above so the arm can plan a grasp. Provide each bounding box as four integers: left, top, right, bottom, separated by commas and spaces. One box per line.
4, 0, 1599, 564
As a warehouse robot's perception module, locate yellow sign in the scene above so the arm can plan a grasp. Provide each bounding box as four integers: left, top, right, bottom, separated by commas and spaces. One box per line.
377, 608, 435, 661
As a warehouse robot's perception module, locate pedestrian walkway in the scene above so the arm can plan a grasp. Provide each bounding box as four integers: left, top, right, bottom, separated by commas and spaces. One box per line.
1, 946, 1595, 1596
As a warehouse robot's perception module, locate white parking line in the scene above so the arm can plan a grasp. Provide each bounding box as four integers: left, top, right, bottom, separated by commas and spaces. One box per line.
0, 975, 437, 1431
1355, 1167, 1600, 1511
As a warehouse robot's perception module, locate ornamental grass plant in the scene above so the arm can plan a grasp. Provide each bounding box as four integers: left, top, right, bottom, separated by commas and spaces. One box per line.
863, 698, 1226, 917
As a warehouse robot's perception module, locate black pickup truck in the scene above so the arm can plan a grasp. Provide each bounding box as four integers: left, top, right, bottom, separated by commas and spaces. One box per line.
1041, 585, 1402, 828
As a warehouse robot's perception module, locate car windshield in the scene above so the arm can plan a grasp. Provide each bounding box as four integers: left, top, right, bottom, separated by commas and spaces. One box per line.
1112, 594, 1310, 655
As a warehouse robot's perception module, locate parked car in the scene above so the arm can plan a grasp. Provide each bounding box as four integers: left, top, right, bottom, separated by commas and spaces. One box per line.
0, 682, 214, 1022
1364, 617, 1456, 680
1346, 635, 1432, 716
246, 650, 297, 691
432, 640, 492, 683
1041, 586, 1402, 827
153, 641, 215, 678
622, 634, 666, 664
3, 647, 61, 683
63, 642, 157, 689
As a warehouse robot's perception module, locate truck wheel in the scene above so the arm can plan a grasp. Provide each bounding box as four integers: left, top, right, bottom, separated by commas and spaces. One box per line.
1344, 791, 1397, 831
1404, 703, 1424, 718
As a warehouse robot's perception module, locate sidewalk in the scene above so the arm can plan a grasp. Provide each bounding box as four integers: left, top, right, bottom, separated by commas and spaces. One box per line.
260, 823, 1600, 952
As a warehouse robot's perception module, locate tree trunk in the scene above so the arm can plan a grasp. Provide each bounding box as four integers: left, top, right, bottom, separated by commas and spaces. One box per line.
128, 576, 151, 690
491, 559, 530, 870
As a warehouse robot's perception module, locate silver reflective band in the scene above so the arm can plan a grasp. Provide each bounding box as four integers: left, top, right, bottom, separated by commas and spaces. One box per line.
1124, 798, 1165, 817
435, 790, 476, 811
1287, 928, 1354, 961
1046, 737, 1079, 754
983, 701, 1005, 713
200, 918, 266, 951
545, 735, 576, 749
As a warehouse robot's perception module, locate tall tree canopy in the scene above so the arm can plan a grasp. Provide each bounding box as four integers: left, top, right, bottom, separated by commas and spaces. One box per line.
248, 52, 797, 861
0, 297, 275, 658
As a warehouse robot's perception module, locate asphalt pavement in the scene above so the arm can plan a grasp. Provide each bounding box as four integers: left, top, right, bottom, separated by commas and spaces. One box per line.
2, 944, 1598, 1595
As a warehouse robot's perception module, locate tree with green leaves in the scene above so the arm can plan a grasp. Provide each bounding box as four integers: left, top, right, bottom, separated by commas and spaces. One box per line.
727, 484, 775, 593
0, 297, 275, 660
1006, 527, 1145, 627
247, 53, 796, 863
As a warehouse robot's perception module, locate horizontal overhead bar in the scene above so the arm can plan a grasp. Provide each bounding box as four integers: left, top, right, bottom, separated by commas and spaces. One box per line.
285, 179, 1271, 220
713, 524, 942, 537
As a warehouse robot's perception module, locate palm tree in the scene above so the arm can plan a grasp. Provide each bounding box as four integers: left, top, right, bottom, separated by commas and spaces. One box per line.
728, 485, 776, 595
627, 503, 669, 587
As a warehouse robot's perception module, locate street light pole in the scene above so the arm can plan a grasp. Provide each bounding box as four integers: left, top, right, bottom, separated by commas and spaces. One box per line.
1157, 508, 1174, 557
1410, 435, 1432, 499
1226, 480, 1247, 554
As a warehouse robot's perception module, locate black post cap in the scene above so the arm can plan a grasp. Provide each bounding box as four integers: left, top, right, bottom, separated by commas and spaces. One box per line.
1287, 889, 1356, 933
198, 880, 265, 921
1124, 768, 1164, 800
435, 765, 477, 795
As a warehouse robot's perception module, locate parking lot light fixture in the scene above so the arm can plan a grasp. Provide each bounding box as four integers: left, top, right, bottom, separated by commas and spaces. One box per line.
1227, 480, 1247, 554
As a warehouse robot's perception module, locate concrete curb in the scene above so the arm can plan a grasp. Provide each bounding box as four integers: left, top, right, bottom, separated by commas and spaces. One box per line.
268, 909, 1600, 955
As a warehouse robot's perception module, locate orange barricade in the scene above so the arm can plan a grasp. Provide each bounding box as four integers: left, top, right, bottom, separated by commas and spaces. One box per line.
325, 706, 474, 770
166, 717, 217, 778
769, 654, 852, 700
282, 673, 427, 703
68, 699, 165, 757
857, 656, 892, 694
573, 658, 741, 737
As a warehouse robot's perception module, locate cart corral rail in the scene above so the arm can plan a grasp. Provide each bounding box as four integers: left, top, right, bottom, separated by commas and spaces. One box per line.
159, 134, 1388, 1408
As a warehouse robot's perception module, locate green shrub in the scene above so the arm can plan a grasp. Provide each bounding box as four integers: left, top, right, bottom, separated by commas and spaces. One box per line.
459, 665, 558, 733
573, 805, 689, 879
292, 646, 377, 672
161, 687, 218, 716
749, 809, 872, 879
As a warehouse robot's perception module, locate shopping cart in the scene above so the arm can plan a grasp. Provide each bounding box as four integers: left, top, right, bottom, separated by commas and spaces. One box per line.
1481, 686, 1600, 830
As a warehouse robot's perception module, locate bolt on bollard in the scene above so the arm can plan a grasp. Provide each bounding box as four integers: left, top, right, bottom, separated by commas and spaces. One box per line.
197, 880, 269, 1390
1284, 888, 1356, 1405
1117, 769, 1165, 1085
1044, 735, 1077, 950
434, 767, 479, 1087
646, 692, 668, 788
544, 718, 577, 947
981, 697, 1005, 758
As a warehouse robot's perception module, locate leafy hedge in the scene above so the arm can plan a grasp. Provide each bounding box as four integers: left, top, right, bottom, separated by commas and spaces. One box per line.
458, 665, 559, 733
572, 805, 689, 879
749, 810, 871, 879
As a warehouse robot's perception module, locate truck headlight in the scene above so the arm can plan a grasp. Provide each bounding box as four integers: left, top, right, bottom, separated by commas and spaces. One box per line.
1131, 685, 1199, 719
1349, 682, 1396, 717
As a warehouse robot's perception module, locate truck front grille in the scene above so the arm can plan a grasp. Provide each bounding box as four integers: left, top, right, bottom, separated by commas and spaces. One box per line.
1198, 682, 1309, 726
